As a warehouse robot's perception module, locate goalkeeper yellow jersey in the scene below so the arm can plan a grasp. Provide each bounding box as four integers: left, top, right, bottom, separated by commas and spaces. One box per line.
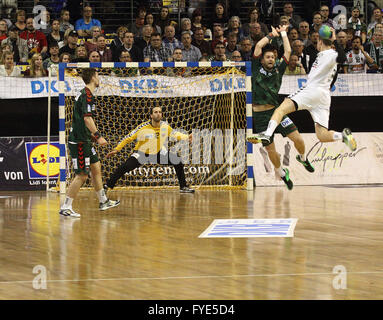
114, 120, 189, 154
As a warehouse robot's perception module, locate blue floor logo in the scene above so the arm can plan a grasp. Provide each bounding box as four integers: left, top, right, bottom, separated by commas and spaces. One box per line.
199, 219, 298, 238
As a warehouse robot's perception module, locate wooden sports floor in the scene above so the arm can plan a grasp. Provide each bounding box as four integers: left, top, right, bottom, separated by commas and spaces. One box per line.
1, 185, 383, 300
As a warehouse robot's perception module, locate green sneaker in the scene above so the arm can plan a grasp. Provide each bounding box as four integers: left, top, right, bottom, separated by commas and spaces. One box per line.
296, 155, 315, 173
281, 168, 293, 190
342, 128, 357, 151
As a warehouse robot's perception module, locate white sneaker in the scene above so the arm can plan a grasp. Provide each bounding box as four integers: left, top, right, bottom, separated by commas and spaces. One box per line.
99, 199, 120, 211
59, 208, 81, 218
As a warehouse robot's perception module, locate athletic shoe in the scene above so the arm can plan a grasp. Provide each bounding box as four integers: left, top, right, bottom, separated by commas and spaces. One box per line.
342, 128, 357, 151
246, 133, 271, 144
99, 199, 121, 211
180, 186, 195, 193
281, 168, 293, 190
59, 208, 81, 218
296, 155, 315, 173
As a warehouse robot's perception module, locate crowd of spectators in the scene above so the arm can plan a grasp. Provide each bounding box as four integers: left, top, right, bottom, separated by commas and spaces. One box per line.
0, 2, 382, 77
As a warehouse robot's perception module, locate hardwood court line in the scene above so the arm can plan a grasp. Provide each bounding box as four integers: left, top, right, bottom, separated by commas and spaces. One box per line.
1, 271, 383, 285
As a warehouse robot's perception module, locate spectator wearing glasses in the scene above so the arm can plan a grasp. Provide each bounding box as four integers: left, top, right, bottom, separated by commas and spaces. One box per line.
209, 41, 228, 61
243, 7, 269, 37
1, 25, 28, 62
143, 32, 172, 62
231, 50, 242, 61
320, 5, 335, 29
75, 6, 102, 38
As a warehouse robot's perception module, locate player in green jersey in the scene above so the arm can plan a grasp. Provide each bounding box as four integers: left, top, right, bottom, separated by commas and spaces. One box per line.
59, 68, 120, 217
248, 25, 314, 190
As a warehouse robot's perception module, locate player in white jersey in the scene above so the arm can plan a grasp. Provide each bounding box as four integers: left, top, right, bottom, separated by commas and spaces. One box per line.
247, 27, 357, 152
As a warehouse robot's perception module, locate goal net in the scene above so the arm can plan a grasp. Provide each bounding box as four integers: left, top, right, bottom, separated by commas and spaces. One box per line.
58, 61, 253, 193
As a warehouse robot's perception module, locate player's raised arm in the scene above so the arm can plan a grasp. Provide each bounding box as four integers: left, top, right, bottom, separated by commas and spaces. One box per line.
278, 24, 291, 62
253, 25, 279, 57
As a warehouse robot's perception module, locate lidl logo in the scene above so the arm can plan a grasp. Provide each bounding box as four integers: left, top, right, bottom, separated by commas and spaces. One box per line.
25, 142, 60, 179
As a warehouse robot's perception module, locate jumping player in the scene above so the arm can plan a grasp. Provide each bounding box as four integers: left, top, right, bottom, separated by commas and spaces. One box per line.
59, 68, 120, 217
249, 24, 314, 190
104, 106, 195, 193
247, 26, 357, 152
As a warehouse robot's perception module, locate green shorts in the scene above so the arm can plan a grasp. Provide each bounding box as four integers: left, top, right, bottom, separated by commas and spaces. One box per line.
68, 141, 99, 175
253, 108, 297, 146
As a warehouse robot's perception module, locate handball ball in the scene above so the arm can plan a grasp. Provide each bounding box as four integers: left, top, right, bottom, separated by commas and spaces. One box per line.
319, 25, 332, 39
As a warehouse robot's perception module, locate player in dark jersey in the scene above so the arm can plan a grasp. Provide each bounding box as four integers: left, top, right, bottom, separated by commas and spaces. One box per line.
59, 68, 120, 217
248, 25, 314, 190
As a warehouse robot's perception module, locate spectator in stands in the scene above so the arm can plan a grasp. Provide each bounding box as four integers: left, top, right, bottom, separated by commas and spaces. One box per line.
110, 26, 128, 60
279, 15, 291, 29
111, 51, 138, 77
209, 42, 228, 61
130, 6, 147, 37
143, 32, 172, 62
88, 50, 101, 62
40, 10, 52, 35
248, 23, 264, 46
119, 50, 131, 62
211, 24, 227, 50
20, 17, 48, 58
135, 24, 152, 53
284, 54, 306, 75
191, 9, 206, 36
115, 31, 143, 62
179, 18, 193, 37
298, 21, 311, 47
72, 45, 89, 62
0, 43, 11, 62
0, 20, 8, 42
240, 37, 253, 61
320, 5, 335, 28
348, 7, 366, 41
163, 25, 181, 52
24, 53, 47, 77
282, 2, 302, 29
192, 27, 212, 58
180, 31, 201, 62
209, 2, 228, 30
1, 25, 28, 62
59, 30, 78, 58
170, 47, 184, 62
167, 47, 192, 77
305, 30, 319, 69
231, 50, 242, 61
59, 9, 74, 33
75, 6, 102, 38
0, 51, 22, 77
367, 7, 383, 41
243, 7, 269, 37
84, 26, 101, 54
346, 28, 355, 44
288, 27, 300, 46
225, 16, 245, 42
14, 10, 26, 32
156, 6, 171, 36
345, 36, 374, 73
43, 41, 60, 72
336, 30, 351, 52
225, 32, 239, 59
59, 52, 71, 63
94, 35, 113, 62
145, 12, 161, 35
291, 39, 311, 73
311, 12, 323, 32
364, 30, 383, 72
46, 19, 64, 45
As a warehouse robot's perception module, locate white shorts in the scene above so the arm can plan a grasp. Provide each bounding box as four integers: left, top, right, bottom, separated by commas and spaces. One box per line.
288, 86, 331, 128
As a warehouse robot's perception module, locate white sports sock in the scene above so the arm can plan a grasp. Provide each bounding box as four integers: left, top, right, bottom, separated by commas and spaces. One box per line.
61, 196, 73, 210
333, 131, 343, 141
265, 120, 278, 136
97, 189, 108, 204
276, 166, 285, 178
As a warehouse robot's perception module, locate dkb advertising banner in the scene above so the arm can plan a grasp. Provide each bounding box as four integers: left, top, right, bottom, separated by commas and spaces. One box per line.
251, 132, 383, 186
0, 136, 59, 191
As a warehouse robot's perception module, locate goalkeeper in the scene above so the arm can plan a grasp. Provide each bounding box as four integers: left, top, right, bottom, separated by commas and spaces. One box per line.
104, 106, 195, 193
